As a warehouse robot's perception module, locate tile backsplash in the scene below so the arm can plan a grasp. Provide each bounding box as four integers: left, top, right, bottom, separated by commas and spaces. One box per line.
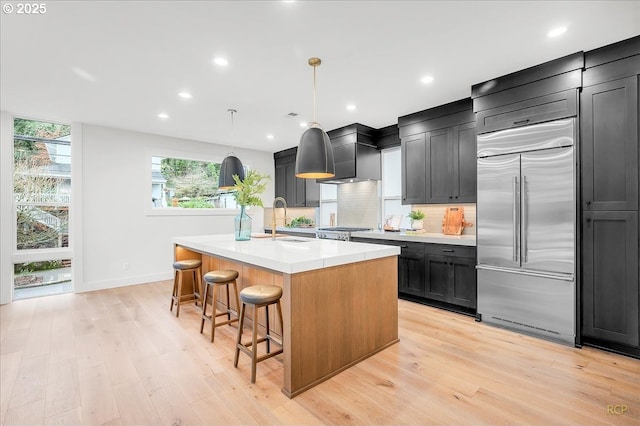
337, 181, 378, 228
411, 203, 476, 235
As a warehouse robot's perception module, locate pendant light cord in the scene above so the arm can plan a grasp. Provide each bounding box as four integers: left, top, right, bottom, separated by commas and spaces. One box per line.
313, 63, 317, 123
228, 108, 237, 153
308, 57, 321, 126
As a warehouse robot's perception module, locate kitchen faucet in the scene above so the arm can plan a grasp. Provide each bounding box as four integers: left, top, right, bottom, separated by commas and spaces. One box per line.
272, 197, 287, 239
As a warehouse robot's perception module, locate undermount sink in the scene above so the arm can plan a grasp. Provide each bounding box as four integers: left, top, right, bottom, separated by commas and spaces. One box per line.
279, 237, 310, 243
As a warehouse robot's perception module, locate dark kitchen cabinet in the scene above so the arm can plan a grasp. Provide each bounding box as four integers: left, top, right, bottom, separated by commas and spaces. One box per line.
580, 36, 640, 356
582, 211, 639, 347
425, 244, 477, 309
350, 237, 477, 312
274, 148, 319, 207
581, 76, 638, 211
401, 134, 426, 204
399, 99, 476, 204
475, 89, 578, 134
398, 242, 426, 298
471, 52, 583, 134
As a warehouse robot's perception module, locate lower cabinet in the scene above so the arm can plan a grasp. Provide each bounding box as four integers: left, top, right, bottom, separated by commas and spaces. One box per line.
398, 242, 425, 297
351, 237, 477, 312
582, 211, 639, 348
424, 245, 477, 309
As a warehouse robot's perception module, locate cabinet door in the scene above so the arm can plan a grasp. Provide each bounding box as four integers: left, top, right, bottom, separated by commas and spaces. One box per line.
398, 245, 425, 297
425, 128, 454, 203
424, 253, 449, 302
275, 164, 287, 200
401, 134, 426, 204
582, 211, 639, 347
450, 256, 477, 309
305, 179, 320, 207
476, 89, 578, 134
581, 76, 639, 211
453, 122, 477, 202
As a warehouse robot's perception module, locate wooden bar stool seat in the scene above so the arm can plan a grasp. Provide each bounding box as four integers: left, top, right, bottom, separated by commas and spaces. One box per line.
170, 259, 203, 317
200, 270, 240, 342
234, 285, 284, 383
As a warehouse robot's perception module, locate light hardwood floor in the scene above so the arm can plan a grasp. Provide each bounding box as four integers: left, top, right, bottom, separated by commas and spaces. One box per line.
1, 280, 638, 426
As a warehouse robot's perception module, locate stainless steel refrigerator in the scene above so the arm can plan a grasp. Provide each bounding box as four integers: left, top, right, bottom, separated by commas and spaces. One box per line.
476, 118, 576, 345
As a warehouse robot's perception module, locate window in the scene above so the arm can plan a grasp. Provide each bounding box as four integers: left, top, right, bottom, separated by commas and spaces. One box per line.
319, 184, 337, 226
150, 155, 244, 210
13, 117, 73, 299
381, 148, 410, 229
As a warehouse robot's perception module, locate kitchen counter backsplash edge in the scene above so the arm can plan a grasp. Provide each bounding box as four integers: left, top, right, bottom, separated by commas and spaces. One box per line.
351, 230, 476, 247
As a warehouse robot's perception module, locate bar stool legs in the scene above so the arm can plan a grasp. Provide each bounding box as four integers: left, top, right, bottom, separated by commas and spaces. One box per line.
234, 285, 284, 383
200, 270, 240, 342
170, 259, 203, 317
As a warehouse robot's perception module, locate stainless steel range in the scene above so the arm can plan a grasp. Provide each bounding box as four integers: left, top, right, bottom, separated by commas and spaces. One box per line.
316, 227, 372, 241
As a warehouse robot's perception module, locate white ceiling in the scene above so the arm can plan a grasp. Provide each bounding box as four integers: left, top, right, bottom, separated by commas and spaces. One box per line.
1, 1, 639, 153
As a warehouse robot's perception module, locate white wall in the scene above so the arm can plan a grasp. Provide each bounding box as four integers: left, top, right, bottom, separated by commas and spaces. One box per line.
78, 124, 274, 292
0, 119, 275, 303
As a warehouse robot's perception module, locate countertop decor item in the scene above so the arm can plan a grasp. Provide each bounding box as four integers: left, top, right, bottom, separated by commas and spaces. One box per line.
231, 170, 270, 240
295, 57, 335, 179
442, 206, 473, 235
287, 216, 314, 228
219, 109, 245, 190
408, 210, 425, 230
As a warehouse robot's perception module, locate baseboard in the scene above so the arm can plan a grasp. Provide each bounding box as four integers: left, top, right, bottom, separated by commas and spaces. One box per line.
77, 271, 172, 293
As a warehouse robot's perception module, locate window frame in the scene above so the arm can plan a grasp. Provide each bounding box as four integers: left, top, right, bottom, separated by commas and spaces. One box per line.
144, 148, 255, 217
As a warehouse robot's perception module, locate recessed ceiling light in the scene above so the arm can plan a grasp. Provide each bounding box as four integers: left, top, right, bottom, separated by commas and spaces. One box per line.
157, 113, 169, 119
213, 57, 229, 66
71, 67, 97, 82
547, 27, 567, 38
421, 75, 434, 84
266, 134, 274, 140
178, 91, 192, 99
299, 121, 308, 128
346, 104, 356, 111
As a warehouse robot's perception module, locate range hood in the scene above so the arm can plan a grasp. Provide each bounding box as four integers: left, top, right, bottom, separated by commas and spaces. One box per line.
317, 123, 381, 184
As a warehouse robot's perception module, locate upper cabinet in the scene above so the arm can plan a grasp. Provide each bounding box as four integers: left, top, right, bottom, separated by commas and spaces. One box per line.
399, 98, 476, 204
317, 123, 381, 184
273, 147, 319, 207
581, 36, 640, 212
471, 52, 583, 134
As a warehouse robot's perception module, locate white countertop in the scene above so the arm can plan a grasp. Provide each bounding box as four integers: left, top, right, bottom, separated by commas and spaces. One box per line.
351, 230, 476, 246
174, 234, 400, 274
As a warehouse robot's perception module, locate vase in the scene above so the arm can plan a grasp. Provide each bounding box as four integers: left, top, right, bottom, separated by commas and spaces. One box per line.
234, 206, 252, 241
411, 219, 424, 230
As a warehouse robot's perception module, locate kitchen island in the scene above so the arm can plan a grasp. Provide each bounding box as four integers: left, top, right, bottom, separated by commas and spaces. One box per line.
173, 234, 400, 398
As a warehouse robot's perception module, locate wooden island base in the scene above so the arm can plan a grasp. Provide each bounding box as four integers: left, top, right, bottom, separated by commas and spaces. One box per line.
175, 244, 399, 398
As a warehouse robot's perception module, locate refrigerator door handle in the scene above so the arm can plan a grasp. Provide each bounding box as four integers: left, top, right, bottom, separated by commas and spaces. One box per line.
476, 264, 575, 282
513, 176, 519, 262
522, 175, 528, 263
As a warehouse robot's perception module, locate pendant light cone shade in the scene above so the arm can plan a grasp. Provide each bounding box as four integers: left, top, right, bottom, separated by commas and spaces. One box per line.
218, 108, 245, 190
295, 57, 335, 179
295, 126, 335, 178
218, 154, 245, 189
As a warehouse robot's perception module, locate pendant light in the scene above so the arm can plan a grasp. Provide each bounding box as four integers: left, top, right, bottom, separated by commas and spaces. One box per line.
295, 57, 335, 179
218, 108, 245, 190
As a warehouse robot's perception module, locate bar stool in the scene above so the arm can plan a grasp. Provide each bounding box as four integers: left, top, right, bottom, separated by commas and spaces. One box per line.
169, 259, 202, 317
234, 285, 283, 383
200, 270, 241, 342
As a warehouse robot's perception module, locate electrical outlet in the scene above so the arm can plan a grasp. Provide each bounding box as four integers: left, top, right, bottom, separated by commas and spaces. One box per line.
123, 263, 130, 270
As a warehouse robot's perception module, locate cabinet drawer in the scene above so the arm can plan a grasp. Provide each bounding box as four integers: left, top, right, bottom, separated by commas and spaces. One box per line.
476, 90, 577, 134
424, 244, 476, 259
